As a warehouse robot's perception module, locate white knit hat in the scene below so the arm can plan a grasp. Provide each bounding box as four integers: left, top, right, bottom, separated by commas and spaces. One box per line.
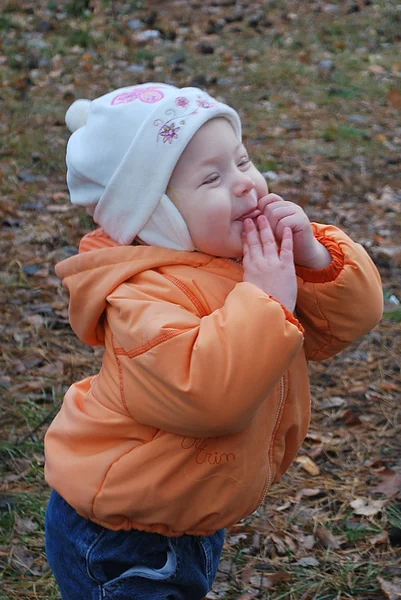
65, 83, 242, 249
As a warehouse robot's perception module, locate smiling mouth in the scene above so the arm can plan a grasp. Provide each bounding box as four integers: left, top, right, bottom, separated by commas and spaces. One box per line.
236, 208, 261, 221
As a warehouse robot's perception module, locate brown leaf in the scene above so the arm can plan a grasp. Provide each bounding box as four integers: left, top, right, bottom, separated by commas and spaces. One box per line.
388, 90, 401, 109
271, 533, 288, 555
372, 471, 401, 498
369, 531, 388, 546
315, 525, 341, 550
294, 455, 320, 476
377, 576, 401, 599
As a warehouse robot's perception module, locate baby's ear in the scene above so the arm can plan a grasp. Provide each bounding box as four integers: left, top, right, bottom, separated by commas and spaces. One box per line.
65, 99, 91, 132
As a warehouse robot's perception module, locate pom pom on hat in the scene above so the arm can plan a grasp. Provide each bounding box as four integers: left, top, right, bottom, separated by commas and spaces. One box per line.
65, 99, 91, 132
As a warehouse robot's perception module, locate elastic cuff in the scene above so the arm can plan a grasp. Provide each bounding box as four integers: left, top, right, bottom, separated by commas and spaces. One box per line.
295, 234, 345, 283
268, 296, 305, 335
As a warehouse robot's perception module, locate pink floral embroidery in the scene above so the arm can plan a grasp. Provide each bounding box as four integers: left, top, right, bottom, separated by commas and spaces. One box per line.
175, 96, 189, 108
111, 86, 164, 106
154, 94, 216, 143
196, 98, 216, 109
159, 123, 180, 144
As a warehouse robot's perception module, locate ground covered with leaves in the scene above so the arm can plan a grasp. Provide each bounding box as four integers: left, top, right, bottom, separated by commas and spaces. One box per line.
0, 0, 400, 598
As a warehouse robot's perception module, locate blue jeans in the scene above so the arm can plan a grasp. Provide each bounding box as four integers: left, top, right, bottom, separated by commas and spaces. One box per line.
45, 491, 225, 600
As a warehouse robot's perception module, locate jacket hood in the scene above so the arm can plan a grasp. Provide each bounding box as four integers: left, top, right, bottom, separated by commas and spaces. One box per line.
55, 229, 213, 346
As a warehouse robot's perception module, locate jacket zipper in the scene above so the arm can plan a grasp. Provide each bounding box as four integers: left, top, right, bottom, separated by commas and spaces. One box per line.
256, 375, 287, 509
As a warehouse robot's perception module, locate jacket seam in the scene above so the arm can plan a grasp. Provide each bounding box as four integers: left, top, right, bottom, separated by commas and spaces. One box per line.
162, 273, 209, 318
114, 329, 187, 359
255, 374, 288, 507
267, 373, 288, 484
111, 332, 130, 414
90, 444, 139, 519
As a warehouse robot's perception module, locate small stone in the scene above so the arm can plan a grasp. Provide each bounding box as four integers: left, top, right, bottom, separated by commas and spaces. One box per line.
168, 55, 185, 65
31, 152, 41, 162
247, 13, 264, 28
135, 30, 160, 42
22, 201, 45, 210
322, 4, 342, 14
127, 18, 143, 31
190, 74, 208, 87
17, 172, 46, 183
280, 120, 302, 132
26, 39, 49, 50
36, 21, 54, 33
28, 55, 39, 70
225, 8, 245, 23
2, 218, 21, 228
142, 11, 157, 27
347, 114, 368, 124
205, 19, 225, 34
23, 264, 47, 276
198, 42, 214, 55
38, 57, 51, 68
216, 77, 233, 86
127, 64, 146, 73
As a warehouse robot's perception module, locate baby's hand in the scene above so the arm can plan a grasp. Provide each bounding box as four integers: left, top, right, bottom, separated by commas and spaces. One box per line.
242, 215, 297, 312
259, 194, 332, 269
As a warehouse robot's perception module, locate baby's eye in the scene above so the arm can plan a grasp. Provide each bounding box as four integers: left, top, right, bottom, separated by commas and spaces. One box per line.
202, 174, 220, 185
238, 157, 251, 168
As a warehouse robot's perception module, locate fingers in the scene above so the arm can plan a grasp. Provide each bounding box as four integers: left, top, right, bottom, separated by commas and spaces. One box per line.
279, 227, 294, 263
242, 218, 263, 261
257, 215, 278, 254
243, 215, 281, 261
258, 193, 284, 212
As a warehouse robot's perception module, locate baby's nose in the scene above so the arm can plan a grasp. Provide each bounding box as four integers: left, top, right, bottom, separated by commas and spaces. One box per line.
232, 174, 255, 198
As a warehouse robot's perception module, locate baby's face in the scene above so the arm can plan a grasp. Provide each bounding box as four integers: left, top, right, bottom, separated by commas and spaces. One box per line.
167, 118, 268, 258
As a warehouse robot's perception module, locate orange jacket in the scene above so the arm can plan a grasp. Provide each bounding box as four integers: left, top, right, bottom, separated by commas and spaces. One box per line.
44, 223, 383, 536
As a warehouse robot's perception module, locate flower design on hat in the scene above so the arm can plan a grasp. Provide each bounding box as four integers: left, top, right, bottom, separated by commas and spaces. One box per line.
111, 86, 164, 106
154, 94, 218, 144
159, 123, 180, 144
196, 98, 216, 109
175, 97, 189, 108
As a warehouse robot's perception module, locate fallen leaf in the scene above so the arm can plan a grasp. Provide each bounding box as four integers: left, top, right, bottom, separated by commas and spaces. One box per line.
296, 557, 320, 567
388, 90, 401, 109
9, 546, 42, 574
377, 576, 401, 599
227, 533, 247, 544
372, 471, 401, 498
318, 396, 346, 410
15, 517, 38, 535
369, 531, 388, 546
369, 64, 386, 75
350, 498, 386, 516
315, 525, 341, 550
249, 574, 274, 588
294, 455, 320, 476
299, 535, 316, 550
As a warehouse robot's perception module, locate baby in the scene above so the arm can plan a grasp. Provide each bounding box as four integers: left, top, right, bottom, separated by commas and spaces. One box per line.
44, 83, 383, 600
